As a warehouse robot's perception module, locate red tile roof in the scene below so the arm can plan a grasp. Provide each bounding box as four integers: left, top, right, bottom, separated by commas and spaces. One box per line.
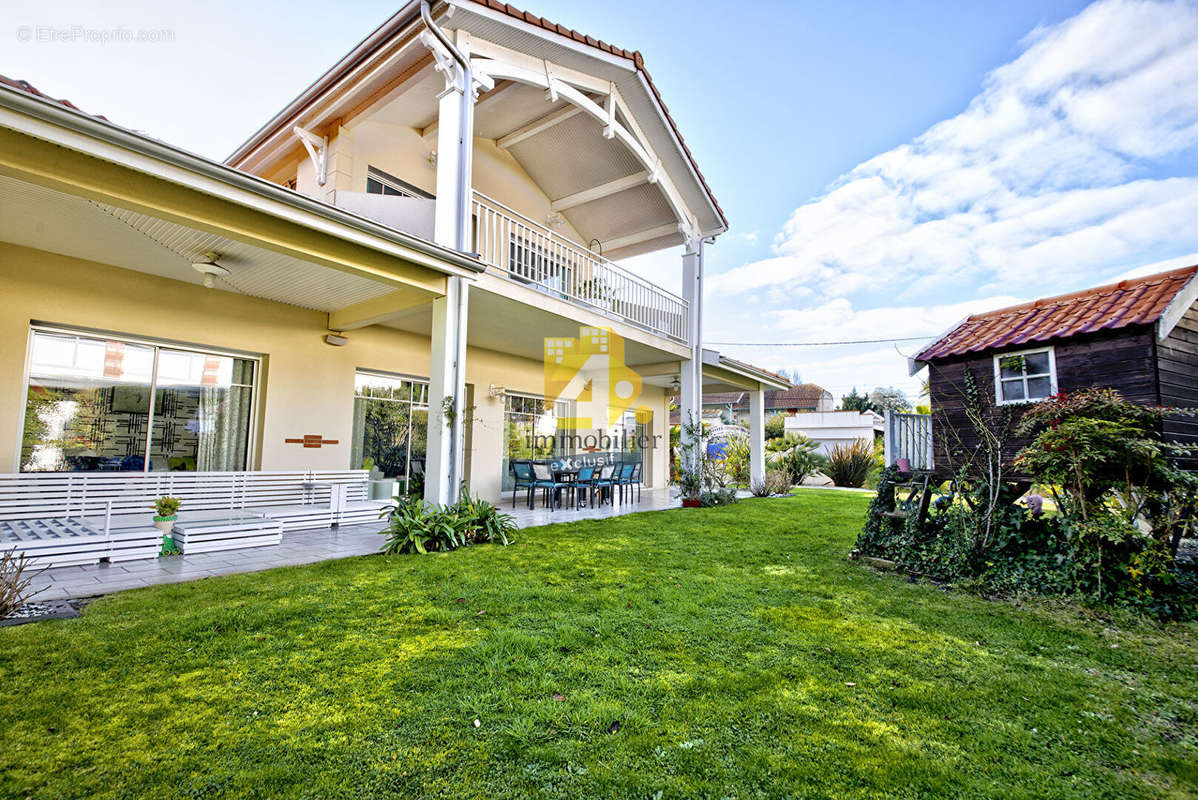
0, 74, 108, 121
765, 383, 832, 408
916, 265, 1198, 361
706, 383, 829, 411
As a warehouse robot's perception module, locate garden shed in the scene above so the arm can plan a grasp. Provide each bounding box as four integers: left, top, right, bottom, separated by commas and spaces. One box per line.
910, 265, 1198, 476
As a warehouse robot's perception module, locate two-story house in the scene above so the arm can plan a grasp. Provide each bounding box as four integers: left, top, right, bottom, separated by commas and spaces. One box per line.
0, 0, 786, 514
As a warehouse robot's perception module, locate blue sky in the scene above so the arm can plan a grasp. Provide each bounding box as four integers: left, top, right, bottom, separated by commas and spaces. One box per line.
7, 0, 1198, 401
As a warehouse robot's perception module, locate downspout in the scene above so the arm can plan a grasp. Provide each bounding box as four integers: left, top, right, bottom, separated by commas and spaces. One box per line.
421, 0, 473, 499
696, 235, 716, 364
693, 234, 717, 397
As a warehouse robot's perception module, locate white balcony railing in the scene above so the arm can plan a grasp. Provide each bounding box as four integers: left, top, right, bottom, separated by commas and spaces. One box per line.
471, 192, 689, 343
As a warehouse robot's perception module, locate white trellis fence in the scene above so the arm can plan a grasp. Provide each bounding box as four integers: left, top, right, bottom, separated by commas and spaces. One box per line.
883, 411, 934, 471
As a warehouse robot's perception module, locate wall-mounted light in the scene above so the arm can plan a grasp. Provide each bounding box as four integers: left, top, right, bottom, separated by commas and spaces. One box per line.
670, 377, 681, 395
191, 251, 230, 289
546, 212, 566, 228
489, 383, 506, 398
425, 151, 438, 170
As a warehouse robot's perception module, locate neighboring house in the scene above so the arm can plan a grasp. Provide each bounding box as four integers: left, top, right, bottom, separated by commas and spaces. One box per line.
783, 411, 884, 456
0, 0, 788, 510
677, 383, 833, 424
909, 265, 1198, 475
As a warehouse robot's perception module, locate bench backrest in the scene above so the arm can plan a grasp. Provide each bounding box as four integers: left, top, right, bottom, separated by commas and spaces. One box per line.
0, 470, 370, 521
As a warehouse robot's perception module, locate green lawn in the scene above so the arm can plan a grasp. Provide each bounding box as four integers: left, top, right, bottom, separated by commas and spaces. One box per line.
1, 491, 1195, 799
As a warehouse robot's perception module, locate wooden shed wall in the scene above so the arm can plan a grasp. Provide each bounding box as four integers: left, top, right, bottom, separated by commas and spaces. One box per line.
927, 325, 1159, 476
1157, 302, 1198, 465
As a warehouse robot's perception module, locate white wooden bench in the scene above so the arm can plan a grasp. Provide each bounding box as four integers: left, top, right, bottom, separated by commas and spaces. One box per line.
0, 517, 160, 569
0, 469, 382, 568
171, 511, 283, 554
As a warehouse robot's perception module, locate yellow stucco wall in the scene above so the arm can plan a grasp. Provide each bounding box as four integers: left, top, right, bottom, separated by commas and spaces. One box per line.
0, 243, 668, 500
293, 117, 587, 247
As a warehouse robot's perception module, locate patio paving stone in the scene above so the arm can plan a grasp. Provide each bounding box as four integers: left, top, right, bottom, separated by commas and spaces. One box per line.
30, 488, 676, 601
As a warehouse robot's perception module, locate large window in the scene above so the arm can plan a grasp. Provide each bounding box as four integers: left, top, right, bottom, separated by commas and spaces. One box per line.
502, 393, 575, 491
21, 329, 257, 472
994, 346, 1056, 404
350, 371, 429, 496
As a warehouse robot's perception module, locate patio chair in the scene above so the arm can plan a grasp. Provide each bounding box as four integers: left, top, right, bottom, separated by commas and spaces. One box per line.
531, 462, 571, 511
573, 465, 597, 508
511, 460, 536, 509
616, 462, 642, 503
613, 463, 636, 503
588, 464, 617, 506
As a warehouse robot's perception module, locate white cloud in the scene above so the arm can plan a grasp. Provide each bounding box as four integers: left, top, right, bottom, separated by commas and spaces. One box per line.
709, 295, 1022, 402
704, 0, 1198, 405
709, 0, 1198, 302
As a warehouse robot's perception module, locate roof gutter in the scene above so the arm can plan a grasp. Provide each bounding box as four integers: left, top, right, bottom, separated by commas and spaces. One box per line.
0, 81, 485, 278
226, 1, 423, 166
702, 349, 790, 390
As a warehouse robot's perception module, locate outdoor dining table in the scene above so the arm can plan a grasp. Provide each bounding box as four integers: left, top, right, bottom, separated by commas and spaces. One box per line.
551, 467, 579, 508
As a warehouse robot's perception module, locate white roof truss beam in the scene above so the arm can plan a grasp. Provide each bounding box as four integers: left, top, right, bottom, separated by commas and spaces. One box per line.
550, 170, 650, 212
470, 48, 698, 238
496, 105, 582, 149
602, 223, 683, 253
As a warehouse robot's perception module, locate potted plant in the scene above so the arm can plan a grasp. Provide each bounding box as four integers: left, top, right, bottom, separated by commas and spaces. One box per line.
675, 418, 708, 507
153, 496, 181, 555
677, 466, 703, 507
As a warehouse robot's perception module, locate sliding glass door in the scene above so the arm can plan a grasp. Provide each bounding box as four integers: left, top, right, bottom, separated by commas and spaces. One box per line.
20, 329, 257, 472
350, 371, 429, 497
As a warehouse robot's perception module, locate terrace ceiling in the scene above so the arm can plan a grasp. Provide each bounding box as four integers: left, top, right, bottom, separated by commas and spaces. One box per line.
368, 64, 680, 259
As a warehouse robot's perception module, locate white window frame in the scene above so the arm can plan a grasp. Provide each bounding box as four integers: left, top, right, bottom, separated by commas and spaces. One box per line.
992, 345, 1057, 406
19, 324, 262, 472
365, 166, 433, 199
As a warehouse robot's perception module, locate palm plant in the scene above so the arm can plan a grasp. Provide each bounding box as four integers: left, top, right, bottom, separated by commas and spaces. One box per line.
824, 440, 877, 488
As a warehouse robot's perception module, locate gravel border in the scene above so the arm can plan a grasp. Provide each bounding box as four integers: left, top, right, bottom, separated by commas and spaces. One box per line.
0, 599, 82, 627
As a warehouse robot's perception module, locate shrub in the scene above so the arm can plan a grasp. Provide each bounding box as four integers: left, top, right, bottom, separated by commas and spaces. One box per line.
751, 469, 792, 497
1015, 388, 1197, 552
452, 492, 516, 546
699, 487, 738, 507
825, 440, 875, 487
717, 437, 751, 485
1, 549, 35, 617
379, 489, 515, 555
855, 386, 1198, 620
772, 434, 826, 485
764, 413, 786, 440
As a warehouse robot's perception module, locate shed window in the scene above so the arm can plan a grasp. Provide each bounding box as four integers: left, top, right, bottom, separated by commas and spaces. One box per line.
993, 347, 1056, 404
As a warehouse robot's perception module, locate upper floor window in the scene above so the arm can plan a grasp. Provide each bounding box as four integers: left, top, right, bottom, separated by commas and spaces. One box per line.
365, 166, 433, 199
993, 346, 1056, 404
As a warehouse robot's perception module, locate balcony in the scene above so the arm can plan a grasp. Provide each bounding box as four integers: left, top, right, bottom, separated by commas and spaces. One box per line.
471, 193, 689, 343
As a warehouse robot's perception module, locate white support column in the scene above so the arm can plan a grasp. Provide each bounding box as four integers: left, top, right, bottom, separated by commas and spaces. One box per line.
678, 238, 702, 467
424, 27, 476, 506
750, 388, 766, 487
